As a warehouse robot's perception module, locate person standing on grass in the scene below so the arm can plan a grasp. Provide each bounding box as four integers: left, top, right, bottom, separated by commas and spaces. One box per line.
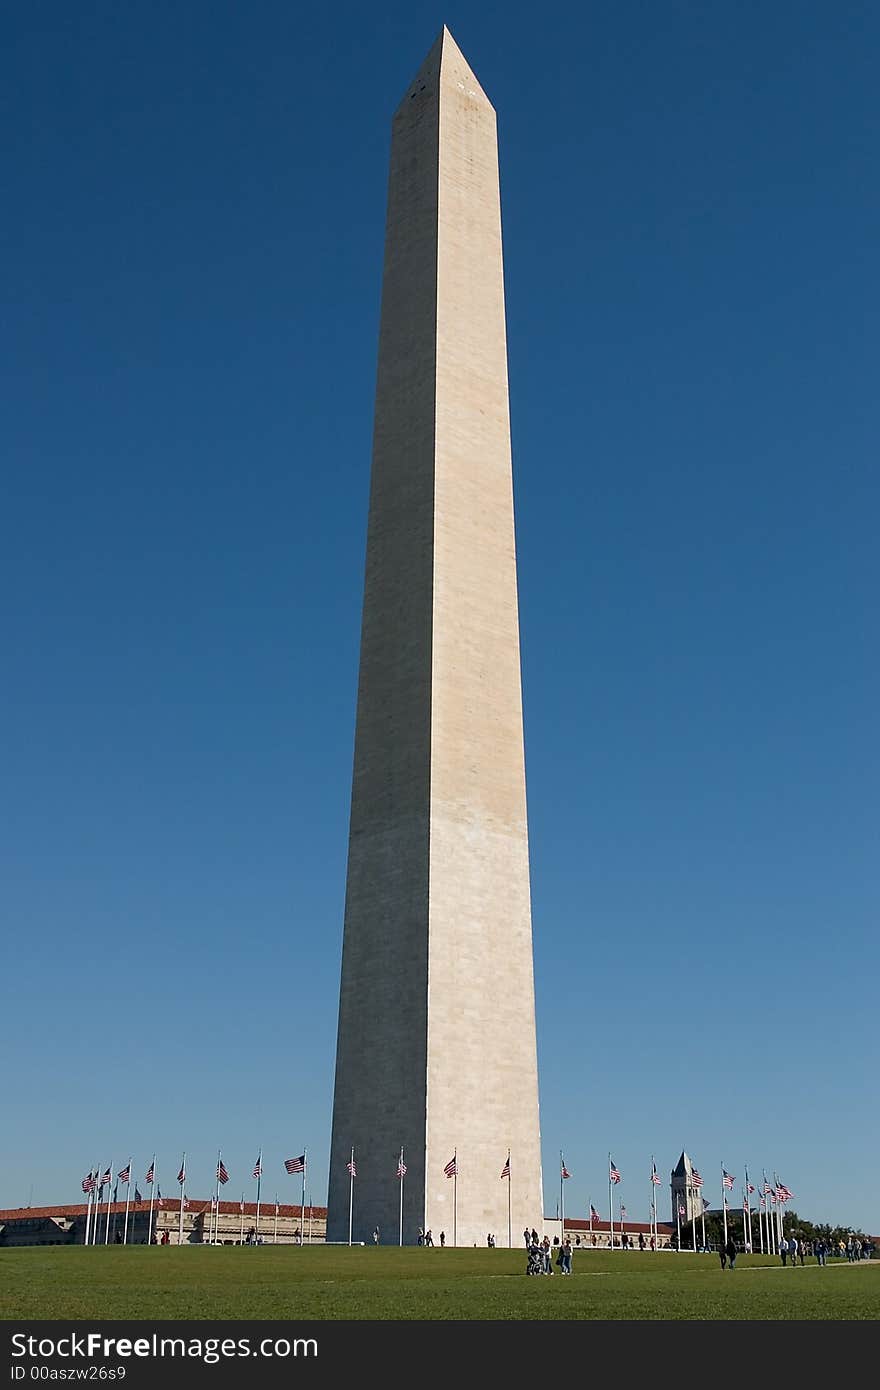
719, 1242, 728, 1270
780, 1238, 788, 1267
725, 1235, 738, 1270
523, 1227, 531, 1248
439, 1230, 446, 1247
561, 1238, 573, 1275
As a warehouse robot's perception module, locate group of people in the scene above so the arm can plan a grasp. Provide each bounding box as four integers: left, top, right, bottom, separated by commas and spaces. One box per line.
415, 1228, 445, 1246
524, 1232, 573, 1275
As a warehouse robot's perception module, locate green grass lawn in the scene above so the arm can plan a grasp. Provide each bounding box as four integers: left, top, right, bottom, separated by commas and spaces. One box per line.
1, 1247, 877, 1320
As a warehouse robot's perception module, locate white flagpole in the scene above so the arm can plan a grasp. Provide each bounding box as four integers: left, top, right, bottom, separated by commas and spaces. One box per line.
104, 1166, 113, 1245
84, 1175, 93, 1247
255, 1148, 262, 1244
308, 1192, 313, 1245
273, 1197, 278, 1245
608, 1155, 614, 1251
214, 1151, 222, 1245
123, 1158, 132, 1245
744, 1167, 753, 1252
507, 1151, 512, 1249
675, 1200, 681, 1250
721, 1164, 728, 1246
559, 1151, 565, 1244
301, 1153, 307, 1245
239, 1196, 245, 1245
758, 1197, 764, 1254
147, 1158, 156, 1247
399, 1147, 404, 1247
589, 1199, 593, 1238
774, 1173, 784, 1247
178, 1152, 186, 1245
701, 1196, 706, 1250
453, 1149, 458, 1248
649, 1158, 654, 1249
348, 1146, 354, 1247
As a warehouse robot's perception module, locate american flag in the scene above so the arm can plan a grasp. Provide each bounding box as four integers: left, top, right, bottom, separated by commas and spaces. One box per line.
743, 1199, 750, 1212
678, 1203, 686, 1217
101, 1168, 112, 1189
145, 1162, 155, 1185
762, 1181, 772, 1195
253, 1155, 263, 1180
157, 1189, 165, 1208
239, 1198, 245, 1214
722, 1170, 735, 1189
134, 1187, 143, 1203
747, 1182, 756, 1194
590, 1204, 601, 1223
609, 1160, 621, 1184
692, 1168, 704, 1188
397, 1156, 407, 1179
500, 1155, 511, 1180
177, 1162, 186, 1186
444, 1156, 457, 1178
703, 1198, 710, 1211
776, 1183, 793, 1202
118, 1164, 131, 1184
651, 1164, 661, 1185
182, 1196, 189, 1210
217, 1160, 229, 1185
561, 1159, 571, 1180
285, 1155, 306, 1174
759, 1197, 766, 1209
347, 1158, 357, 1178
81, 1171, 96, 1194
620, 1205, 627, 1218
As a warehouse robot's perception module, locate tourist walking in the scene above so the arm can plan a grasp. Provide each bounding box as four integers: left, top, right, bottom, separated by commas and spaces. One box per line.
725, 1236, 738, 1270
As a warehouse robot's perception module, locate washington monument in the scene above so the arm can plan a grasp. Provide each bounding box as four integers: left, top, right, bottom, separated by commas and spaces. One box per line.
327, 28, 542, 1246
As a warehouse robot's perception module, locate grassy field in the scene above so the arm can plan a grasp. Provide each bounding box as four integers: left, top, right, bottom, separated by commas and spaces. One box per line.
1, 1246, 878, 1320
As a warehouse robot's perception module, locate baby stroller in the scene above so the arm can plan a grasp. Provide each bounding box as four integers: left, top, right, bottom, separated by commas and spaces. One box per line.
526, 1242, 545, 1276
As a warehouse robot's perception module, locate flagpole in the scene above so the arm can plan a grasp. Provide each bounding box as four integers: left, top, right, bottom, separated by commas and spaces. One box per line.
273, 1196, 279, 1244
308, 1191, 313, 1245
721, 1164, 728, 1246
147, 1158, 156, 1247
348, 1146, 354, 1247
453, 1149, 458, 1249
745, 1167, 753, 1252
122, 1158, 132, 1245
608, 1154, 614, 1251
676, 1200, 682, 1250
178, 1152, 186, 1246
84, 1176, 93, 1247
104, 1165, 113, 1245
212, 1151, 221, 1244
559, 1151, 564, 1245
255, 1147, 262, 1244
399, 1147, 404, 1247
649, 1158, 654, 1250
700, 1196, 706, 1251
239, 1195, 245, 1245
301, 1153, 307, 1245
774, 1173, 783, 1248
507, 1151, 512, 1250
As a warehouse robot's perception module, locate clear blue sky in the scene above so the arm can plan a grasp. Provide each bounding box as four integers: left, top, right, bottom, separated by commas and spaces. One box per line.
3, 1, 877, 1231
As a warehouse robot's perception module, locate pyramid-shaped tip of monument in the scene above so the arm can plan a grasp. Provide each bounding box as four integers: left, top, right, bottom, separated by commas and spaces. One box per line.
394, 26, 493, 116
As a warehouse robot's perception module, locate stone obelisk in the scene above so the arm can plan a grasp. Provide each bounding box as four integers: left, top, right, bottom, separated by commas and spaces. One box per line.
327, 27, 542, 1247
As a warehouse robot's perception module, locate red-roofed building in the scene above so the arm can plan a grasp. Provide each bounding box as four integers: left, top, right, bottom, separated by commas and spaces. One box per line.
0, 1201, 327, 1247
